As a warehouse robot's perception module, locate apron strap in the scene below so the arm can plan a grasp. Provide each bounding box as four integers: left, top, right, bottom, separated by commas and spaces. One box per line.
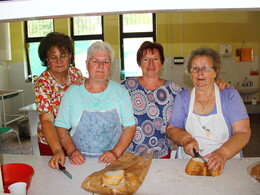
214, 82, 223, 114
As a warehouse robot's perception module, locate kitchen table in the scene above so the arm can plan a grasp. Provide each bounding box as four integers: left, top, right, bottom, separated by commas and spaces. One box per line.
0, 154, 259, 195
18, 103, 39, 156
0, 90, 25, 127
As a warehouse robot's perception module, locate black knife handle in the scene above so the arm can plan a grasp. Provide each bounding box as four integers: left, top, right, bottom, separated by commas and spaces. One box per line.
193, 148, 199, 157
58, 163, 65, 170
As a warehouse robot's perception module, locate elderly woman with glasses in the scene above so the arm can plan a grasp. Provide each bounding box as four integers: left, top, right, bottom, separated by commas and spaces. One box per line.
54, 41, 136, 166
167, 47, 251, 174
34, 32, 82, 168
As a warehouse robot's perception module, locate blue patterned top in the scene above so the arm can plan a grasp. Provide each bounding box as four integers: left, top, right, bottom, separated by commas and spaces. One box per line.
122, 77, 182, 158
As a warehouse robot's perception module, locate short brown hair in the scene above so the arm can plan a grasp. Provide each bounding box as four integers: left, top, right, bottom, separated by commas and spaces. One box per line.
136, 41, 165, 66
38, 32, 74, 67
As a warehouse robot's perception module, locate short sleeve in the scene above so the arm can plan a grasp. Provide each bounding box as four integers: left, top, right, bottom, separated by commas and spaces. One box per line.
120, 87, 135, 127
223, 88, 249, 123
54, 87, 73, 130
168, 90, 189, 129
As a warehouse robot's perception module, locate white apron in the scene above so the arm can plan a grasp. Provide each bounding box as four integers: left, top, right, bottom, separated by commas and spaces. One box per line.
177, 83, 240, 159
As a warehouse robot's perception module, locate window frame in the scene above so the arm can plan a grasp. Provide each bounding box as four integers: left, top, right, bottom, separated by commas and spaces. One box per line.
24, 20, 54, 77
70, 16, 104, 41
70, 16, 104, 77
119, 13, 156, 72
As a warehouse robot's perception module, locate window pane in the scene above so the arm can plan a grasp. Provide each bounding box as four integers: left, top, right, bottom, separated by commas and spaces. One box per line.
73, 16, 102, 35
74, 40, 102, 77
124, 37, 153, 78
28, 42, 46, 76
123, 13, 153, 33
27, 19, 53, 38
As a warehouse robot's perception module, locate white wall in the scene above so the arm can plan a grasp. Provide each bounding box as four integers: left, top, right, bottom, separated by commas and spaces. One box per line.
0, 62, 34, 119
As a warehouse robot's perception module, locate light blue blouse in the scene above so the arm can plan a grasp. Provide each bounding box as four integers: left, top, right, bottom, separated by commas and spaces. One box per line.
55, 80, 135, 135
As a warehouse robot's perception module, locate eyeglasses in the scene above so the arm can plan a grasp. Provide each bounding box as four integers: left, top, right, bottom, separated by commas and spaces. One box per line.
90, 59, 111, 66
141, 57, 161, 64
48, 55, 69, 62
190, 66, 214, 73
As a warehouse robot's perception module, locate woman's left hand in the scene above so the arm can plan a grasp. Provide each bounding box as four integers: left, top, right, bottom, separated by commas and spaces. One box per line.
215, 79, 233, 90
99, 150, 120, 163
204, 148, 228, 174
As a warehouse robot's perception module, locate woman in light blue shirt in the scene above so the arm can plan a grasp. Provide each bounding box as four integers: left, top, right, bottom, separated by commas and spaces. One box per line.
53, 41, 136, 166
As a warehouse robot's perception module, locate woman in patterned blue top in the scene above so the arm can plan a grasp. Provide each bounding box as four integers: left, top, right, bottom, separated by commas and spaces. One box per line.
122, 41, 182, 159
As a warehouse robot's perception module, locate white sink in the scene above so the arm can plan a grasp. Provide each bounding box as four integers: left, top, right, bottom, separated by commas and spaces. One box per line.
237, 87, 260, 95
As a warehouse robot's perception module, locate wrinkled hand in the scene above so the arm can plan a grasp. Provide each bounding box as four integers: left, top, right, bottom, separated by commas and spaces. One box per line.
183, 137, 198, 157
204, 148, 227, 174
48, 148, 65, 169
69, 149, 86, 165
216, 79, 233, 90
74, 76, 85, 86
99, 150, 120, 163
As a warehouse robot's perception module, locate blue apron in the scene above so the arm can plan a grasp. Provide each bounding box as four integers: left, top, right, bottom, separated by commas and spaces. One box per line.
72, 108, 122, 157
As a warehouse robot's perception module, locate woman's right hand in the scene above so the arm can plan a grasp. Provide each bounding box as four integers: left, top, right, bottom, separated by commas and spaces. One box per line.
183, 137, 198, 157
68, 149, 86, 165
48, 148, 65, 169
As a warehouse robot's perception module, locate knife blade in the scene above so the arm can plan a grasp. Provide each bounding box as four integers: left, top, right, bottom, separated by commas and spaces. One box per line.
58, 163, 72, 179
193, 149, 207, 163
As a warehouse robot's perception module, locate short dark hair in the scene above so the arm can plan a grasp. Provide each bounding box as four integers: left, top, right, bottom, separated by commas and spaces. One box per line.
38, 32, 74, 67
136, 41, 165, 66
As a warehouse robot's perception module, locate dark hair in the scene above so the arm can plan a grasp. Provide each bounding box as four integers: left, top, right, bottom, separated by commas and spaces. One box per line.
38, 32, 74, 67
186, 46, 222, 78
136, 41, 165, 66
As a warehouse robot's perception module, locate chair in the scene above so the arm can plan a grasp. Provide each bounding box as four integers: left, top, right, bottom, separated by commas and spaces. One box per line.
0, 127, 23, 153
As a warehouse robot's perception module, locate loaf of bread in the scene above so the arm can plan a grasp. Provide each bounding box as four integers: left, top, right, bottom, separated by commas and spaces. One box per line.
102, 170, 126, 190
185, 157, 220, 176
250, 163, 260, 181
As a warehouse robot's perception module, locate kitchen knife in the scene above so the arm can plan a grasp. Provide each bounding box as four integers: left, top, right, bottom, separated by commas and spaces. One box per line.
193, 149, 207, 163
58, 163, 73, 179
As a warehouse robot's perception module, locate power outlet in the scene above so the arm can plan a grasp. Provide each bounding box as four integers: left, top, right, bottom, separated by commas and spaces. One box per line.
173, 57, 184, 65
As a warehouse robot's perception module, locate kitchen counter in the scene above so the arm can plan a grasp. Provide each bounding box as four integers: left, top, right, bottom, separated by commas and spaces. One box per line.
0, 154, 259, 195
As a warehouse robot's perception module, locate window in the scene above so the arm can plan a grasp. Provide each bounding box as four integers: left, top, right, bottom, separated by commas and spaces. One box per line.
120, 13, 156, 79
71, 16, 104, 77
25, 19, 54, 77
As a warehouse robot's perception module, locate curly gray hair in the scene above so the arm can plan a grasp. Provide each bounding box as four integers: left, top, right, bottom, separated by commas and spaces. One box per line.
86, 41, 115, 63
186, 46, 222, 78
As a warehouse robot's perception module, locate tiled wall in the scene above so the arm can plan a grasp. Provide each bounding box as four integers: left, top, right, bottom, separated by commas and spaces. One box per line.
161, 56, 260, 100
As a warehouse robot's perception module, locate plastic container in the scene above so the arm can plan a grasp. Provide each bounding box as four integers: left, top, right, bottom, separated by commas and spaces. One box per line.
1, 163, 34, 193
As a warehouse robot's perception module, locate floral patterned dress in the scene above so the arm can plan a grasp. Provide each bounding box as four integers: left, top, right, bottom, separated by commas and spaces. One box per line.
122, 77, 182, 158
34, 65, 82, 145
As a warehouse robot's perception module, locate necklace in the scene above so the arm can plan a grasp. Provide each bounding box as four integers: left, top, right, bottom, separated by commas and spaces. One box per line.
49, 70, 69, 85
195, 87, 214, 113
85, 80, 108, 103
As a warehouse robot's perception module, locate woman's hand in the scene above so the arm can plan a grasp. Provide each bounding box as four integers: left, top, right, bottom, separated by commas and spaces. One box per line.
183, 137, 198, 156
68, 149, 86, 165
48, 148, 65, 169
74, 76, 85, 86
215, 79, 233, 90
204, 148, 228, 174
99, 150, 120, 163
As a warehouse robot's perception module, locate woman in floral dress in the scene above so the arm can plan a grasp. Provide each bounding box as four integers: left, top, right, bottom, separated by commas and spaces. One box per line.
34, 32, 82, 169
